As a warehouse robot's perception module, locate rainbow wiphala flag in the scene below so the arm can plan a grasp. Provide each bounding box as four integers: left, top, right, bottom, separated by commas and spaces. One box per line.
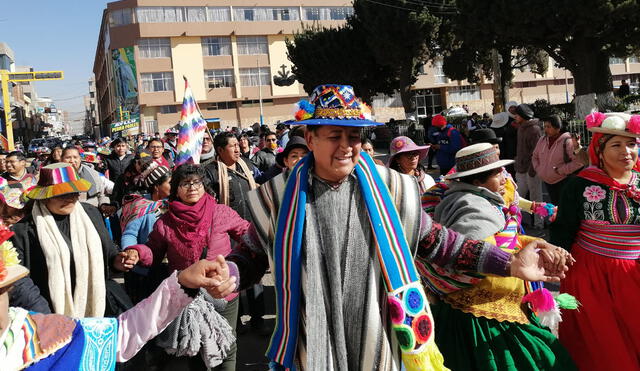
175, 78, 208, 165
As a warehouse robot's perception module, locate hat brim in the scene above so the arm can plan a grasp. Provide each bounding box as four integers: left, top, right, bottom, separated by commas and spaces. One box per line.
445, 159, 514, 180
0, 264, 29, 289
490, 121, 509, 128
388, 145, 430, 166
25, 178, 92, 200
276, 144, 309, 167
588, 127, 640, 138
295, 118, 384, 127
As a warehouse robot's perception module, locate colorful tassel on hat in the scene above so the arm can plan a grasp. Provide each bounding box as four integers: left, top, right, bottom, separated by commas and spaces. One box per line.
555, 293, 580, 310
522, 288, 580, 329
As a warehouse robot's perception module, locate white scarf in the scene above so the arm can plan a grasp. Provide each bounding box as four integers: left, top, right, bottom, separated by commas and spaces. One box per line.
33, 201, 106, 317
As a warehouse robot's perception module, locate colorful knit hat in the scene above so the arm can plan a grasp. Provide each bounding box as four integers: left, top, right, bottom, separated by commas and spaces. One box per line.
0, 222, 28, 289
24, 163, 92, 200
293, 84, 382, 127
138, 159, 170, 188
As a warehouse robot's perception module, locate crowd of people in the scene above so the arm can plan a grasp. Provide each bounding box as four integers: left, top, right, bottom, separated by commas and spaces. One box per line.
0, 83, 637, 370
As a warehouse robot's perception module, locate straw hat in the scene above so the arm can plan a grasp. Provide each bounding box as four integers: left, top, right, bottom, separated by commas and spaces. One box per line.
24, 163, 91, 200
445, 143, 514, 180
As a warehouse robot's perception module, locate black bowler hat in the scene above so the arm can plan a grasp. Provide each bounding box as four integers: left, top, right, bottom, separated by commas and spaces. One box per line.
515, 104, 534, 120
276, 136, 309, 167
470, 128, 502, 144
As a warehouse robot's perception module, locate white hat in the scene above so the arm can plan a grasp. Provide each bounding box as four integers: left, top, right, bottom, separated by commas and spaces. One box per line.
490, 112, 510, 128
445, 143, 514, 180
505, 101, 518, 118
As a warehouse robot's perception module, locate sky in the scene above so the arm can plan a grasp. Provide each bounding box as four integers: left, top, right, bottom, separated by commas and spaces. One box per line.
0, 0, 109, 123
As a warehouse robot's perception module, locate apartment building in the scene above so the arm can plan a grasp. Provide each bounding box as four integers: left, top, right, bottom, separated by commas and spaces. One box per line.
93, 0, 354, 135
93, 2, 640, 135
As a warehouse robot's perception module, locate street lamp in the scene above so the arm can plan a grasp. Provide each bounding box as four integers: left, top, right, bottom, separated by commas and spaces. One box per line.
257, 56, 264, 126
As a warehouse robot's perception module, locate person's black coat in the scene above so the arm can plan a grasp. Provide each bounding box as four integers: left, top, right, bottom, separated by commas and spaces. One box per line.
104, 152, 135, 183
203, 158, 258, 222
252, 148, 277, 172
9, 203, 120, 313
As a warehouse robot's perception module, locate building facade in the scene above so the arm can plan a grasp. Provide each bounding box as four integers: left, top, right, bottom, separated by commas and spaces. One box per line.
93, 0, 353, 135
93, 2, 640, 135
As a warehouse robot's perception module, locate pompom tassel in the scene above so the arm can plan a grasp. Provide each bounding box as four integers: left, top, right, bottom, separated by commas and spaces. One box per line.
402, 342, 449, 371
537, 303, 562, 329
522, 288, 556, 312
555, 293, 580, 310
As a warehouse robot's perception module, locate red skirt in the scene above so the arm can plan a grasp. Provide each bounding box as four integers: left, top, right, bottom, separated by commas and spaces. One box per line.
559, 242, 640, 370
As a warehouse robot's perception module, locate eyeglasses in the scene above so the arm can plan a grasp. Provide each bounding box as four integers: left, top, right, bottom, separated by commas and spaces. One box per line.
52, 193, 80, 201
148, 145, 163, 150
265, 138, 277, 142
179, 180, 204, 190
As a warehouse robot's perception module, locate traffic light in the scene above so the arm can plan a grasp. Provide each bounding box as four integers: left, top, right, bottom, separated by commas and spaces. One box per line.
10, 107, 19, 122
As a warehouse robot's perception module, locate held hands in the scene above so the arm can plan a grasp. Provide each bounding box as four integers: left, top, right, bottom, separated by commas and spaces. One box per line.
177, 255, 237, 297
113, 249, 140, 272
510, 240, 575, 282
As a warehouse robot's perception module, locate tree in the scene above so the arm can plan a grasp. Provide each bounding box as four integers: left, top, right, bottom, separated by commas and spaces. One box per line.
286, 24, 397, 104
455, 0, 640, 118
351, 0, 442, 114
439, 2, 548, 111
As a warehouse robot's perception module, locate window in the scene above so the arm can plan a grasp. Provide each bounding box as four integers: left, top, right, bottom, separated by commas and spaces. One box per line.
110, 8, 133, 27
206, 101, 237, 110
89, 91, 95, 98
302, 7, 354, 20
205, 69, 235, 88
629, 56, 640, 64
610, 57, 625, 65
433, 60, 447, 84
233, 7, 300, 21
237, 36, 268, 55
242, 99, 273, 107
519, 81, 537, 88
139, 38, 171, 58
207, 7, 230, 22
186, 7, 206, 22
202, 37, 231, 56
141, 72, 174, 92
448, 85, 481, 101
239, 67, 270, 86
144, 120, 158, 134
136, 7, 184, 23
160, 105, 178, 114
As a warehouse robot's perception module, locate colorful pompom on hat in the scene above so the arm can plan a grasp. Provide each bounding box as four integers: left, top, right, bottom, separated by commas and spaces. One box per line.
24, 163, 92, 200
586, 112, 640, 138
0, 222, 28, 289
293, 84, 382, 127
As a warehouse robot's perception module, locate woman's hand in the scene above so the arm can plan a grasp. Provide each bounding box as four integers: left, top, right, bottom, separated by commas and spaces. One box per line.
510, 240, 573, 282
113, 249, 139, 272
178, 256, 237, 295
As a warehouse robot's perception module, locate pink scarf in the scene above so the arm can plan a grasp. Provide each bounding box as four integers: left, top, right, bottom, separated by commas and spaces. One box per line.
163, 193, 217, 252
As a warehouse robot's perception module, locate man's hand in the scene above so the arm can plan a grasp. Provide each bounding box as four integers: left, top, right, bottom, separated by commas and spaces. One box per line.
510, 240, 573, 282
178, 256, 237, 298
113, 249, 139, 272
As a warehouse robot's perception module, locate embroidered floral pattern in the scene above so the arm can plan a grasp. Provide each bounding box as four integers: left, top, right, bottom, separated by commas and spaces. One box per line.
583, 185, 606, 202
583, 186, 606, 221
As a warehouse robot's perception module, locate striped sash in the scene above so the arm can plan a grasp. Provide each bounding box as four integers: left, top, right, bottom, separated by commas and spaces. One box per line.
267, 152, 446, 370
575, 221, 640, 260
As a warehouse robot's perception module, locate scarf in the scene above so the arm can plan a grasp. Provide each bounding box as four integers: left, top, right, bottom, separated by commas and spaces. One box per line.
269, 152, 445, 371
77, 165, 99, 198
33, 201, 106, 317
578, 166, 640, 202
120, 194, 168, 232
217, 159, 257, 206
163, 194, 217, 254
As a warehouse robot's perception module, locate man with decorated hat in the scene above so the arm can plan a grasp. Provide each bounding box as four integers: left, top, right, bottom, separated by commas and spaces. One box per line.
214, 84, 571, 371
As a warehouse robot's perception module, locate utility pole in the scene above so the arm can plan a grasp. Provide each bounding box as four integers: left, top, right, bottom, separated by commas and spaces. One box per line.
0, 70, 63, 150
257, 56, 264, 126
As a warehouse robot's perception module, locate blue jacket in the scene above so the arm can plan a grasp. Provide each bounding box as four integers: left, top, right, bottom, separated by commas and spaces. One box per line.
434, 124, 463, 171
